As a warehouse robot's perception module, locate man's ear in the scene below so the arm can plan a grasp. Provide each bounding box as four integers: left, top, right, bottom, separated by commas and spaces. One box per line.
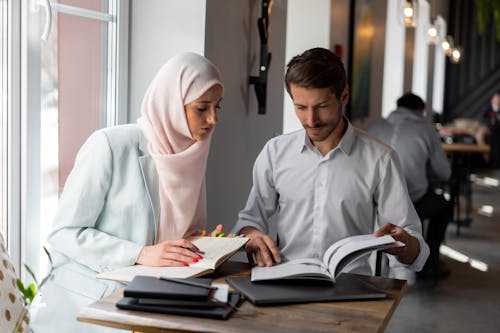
341, 85, 350, 105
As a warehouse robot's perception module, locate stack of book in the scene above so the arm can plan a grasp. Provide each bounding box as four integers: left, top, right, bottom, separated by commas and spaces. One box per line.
116, 276, 240, 319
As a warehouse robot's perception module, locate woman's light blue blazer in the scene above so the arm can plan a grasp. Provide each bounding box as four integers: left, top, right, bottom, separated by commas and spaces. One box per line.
32, 124, 160, 333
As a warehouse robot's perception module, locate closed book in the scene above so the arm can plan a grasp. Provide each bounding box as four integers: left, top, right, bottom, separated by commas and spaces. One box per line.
124, 276, 213, 301
137, 298, 223, 308
116, 291, 241, 320
226, 273, 387, 305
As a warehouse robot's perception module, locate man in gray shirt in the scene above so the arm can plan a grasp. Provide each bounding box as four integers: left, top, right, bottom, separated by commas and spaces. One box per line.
232, 48, 429, 277
369, 93, 452, 281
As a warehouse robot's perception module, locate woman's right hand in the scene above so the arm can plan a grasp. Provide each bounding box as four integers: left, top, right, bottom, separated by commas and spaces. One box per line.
135, 239, 203, 266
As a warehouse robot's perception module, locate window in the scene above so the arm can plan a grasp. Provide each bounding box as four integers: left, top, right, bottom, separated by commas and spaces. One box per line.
1, 0, 7, 239
1, 0, 21, 269
1, 0, 128, 278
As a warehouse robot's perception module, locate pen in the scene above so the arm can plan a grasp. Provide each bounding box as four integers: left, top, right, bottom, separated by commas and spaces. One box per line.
181, 246, 205, 255
159, 276, 218, 290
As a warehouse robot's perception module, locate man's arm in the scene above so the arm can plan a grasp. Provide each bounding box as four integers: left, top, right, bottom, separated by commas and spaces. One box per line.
231, 141, 281, 266
374, 150, 430, 271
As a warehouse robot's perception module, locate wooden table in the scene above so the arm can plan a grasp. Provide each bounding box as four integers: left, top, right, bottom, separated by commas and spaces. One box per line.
77, 261, 407, 333
442, 143, 490, 235
442, 143, 490, 153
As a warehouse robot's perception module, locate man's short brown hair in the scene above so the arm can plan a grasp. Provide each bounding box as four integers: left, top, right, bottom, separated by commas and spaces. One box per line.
285, 47, 346, 99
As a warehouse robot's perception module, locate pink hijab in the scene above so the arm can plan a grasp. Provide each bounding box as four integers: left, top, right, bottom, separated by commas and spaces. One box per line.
137, 52, 223, 242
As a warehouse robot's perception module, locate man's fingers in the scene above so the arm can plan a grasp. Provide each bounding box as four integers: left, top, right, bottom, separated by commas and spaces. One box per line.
246, 251, 256, 266
374, 222, 394, 236
246, 238, 273, 267
256, 243, 275, 267
262, 236, 281, 264
253, 248, 265, 267
384, 246, 406, 255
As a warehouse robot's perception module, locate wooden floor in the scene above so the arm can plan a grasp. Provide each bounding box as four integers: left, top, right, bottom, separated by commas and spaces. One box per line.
386, 168, 500, 333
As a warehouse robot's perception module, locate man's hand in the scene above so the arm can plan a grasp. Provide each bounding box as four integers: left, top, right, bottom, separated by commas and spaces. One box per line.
136, 239, 203, 266
239, 227, 281, 267
374, 223, 420, 264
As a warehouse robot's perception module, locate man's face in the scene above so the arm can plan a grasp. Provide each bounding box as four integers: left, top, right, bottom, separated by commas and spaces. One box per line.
491, 94, 500, 112
290, 84, 348, 143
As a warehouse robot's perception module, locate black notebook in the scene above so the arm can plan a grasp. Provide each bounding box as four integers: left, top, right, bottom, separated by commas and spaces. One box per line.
226, 273, 387, 305
124, 276, 213, 301
116, 291, 241, 320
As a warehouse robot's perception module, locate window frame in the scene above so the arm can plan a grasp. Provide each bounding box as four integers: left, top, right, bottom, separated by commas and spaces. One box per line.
1, 0, 129, 277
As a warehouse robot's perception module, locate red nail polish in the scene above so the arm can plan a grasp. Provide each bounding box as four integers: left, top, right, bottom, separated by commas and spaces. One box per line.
192, 258, 199, 263
183, 263, 189, 266
197, 254, 203, 259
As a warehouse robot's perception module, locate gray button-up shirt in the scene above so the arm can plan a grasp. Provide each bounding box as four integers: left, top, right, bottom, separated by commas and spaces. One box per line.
233, 121, 429, 274
368, 107, 451, 202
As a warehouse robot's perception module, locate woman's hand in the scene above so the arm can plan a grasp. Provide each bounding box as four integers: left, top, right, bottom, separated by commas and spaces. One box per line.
136, 239, 203, 267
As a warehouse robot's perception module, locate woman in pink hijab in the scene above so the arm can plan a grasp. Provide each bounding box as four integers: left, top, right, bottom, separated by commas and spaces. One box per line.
32, 52, 224, 333
136, 52, 224, 266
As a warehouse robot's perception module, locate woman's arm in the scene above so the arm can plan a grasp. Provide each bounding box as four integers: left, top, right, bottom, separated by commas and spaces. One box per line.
48, 131, 144, 272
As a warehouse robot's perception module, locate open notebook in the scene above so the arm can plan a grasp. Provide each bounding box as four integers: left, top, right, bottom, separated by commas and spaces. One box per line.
97, 236, 248, 283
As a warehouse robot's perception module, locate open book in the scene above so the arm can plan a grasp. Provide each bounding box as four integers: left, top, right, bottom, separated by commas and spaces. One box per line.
251, 234, 404, 283
97, 236, 248, 283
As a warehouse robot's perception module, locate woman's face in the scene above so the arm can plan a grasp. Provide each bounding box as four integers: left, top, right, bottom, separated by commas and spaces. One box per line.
185, 84, 223, 141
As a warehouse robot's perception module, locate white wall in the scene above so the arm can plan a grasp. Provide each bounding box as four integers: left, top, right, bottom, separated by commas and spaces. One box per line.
381, 0, 406, 118
432, 16, 446, 114
283, 0, 331, 133
128, 1, 286, 232
204, 0, 286, 231
412, 0, 430, 100
128, 0, 206, 120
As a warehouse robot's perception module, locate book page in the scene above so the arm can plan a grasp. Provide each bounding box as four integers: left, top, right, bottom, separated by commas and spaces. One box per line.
322, 234, 381, 265
251, 258, 331, 282
189, 236, 249, 270
326, 235, 404, 280
96, 265, 209, 283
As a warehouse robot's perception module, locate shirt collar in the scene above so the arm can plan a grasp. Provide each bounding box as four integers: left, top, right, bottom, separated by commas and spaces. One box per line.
300, 117, 355, 157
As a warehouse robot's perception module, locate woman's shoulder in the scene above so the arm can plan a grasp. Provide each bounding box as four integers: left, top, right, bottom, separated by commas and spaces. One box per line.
81, 124, 145, 158
95, 124, 143, 148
